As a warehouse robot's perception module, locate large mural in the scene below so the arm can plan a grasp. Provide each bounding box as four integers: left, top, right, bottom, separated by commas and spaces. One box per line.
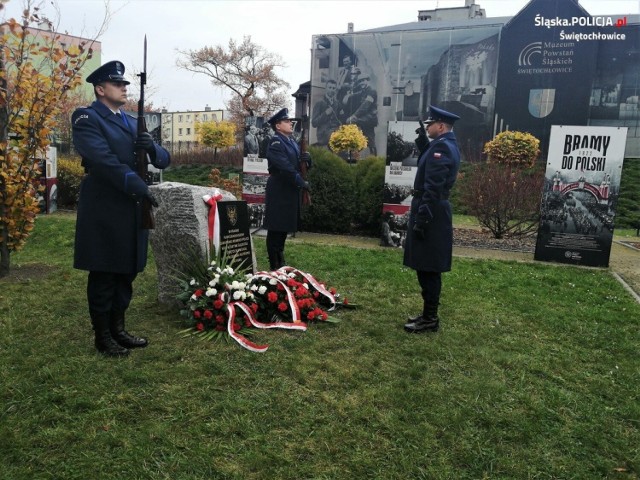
310, 26, 501, 161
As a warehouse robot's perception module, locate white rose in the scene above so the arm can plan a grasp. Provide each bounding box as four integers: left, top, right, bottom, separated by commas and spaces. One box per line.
258, 285, 267, 295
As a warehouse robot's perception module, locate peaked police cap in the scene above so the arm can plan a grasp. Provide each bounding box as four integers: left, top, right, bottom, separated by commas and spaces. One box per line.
86, 60, 130, 85
425, 105, 460, 125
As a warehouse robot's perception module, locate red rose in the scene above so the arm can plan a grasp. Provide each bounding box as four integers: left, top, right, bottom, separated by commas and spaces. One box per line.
194, 289, 204, 297
278, 302, 288, 312
215, 315, 225, 324
196, 322, 205, 331
203, 310, 213, 320
295, 287, 307, 297
313, 291, 320, 298
267, 291, 278, 303
250, 303, 259, 313
330, 287, 337, 295
276, 284, 284, 291
193, 310, 202, 319
306, 311, 315, 321
231, 321, 241, 332
321, 312, 328, 321
213, 299, 224, 309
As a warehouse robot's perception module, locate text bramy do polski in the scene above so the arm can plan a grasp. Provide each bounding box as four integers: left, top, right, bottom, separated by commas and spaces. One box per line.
561, 134, 611, 172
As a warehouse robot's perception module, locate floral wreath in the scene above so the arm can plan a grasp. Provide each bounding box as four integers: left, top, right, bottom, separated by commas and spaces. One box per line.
177, 254, 353, 353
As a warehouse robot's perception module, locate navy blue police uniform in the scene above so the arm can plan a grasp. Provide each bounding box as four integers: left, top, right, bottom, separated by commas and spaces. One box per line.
403, 105, 460, 333
263, 108, 310, 270
72, 60, 170, 356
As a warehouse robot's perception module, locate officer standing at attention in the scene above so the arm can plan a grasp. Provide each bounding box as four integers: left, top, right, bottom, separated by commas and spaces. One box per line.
72, 61, 171, 357
403, 105, 460, 333
263, 108, 311, 270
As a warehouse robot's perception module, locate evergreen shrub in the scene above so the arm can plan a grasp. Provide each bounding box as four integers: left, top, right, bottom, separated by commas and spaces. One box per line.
302, 147, 356, 234
57, 155, 84, 208
353, 156, 385, 234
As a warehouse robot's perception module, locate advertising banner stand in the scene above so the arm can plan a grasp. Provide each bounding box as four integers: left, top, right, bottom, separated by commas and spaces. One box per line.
534, 125, 628, 267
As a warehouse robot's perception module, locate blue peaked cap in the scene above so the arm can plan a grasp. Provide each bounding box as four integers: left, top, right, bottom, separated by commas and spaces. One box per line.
86, 60, 130, 85
267, 108, 291, 125
425, 105, 460, 125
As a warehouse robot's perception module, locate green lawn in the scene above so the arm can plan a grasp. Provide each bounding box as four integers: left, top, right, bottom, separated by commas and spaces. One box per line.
1, 212, 639, 479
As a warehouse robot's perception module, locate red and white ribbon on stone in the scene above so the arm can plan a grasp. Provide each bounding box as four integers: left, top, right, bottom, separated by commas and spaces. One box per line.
203, 189, 224, 251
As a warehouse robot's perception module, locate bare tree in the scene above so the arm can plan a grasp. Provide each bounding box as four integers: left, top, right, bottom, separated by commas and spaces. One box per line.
177, 35, 291, 124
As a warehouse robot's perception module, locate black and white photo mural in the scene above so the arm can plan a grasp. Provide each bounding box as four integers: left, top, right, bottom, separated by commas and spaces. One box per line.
310, 26, 501, 160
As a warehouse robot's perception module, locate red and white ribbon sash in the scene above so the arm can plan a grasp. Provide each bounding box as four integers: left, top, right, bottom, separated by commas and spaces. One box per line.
203, 190, 223, 251
279, 266, 336, 311
225, 304, 268, 353
252, 272, 302, 323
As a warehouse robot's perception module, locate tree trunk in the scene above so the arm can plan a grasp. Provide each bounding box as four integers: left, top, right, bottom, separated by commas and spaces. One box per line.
1, 55, 10, 278
0, 208, 9, 278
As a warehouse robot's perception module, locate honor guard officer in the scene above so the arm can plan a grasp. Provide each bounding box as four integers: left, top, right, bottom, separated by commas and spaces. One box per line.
403, 105, 461, 333
72, 60, 171, 357
263, 108, 312, 270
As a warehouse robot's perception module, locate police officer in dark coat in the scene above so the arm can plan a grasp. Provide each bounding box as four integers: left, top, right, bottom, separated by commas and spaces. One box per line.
403, 106, 460, 333
263, 108, 311, 270
72, 60, 171, 356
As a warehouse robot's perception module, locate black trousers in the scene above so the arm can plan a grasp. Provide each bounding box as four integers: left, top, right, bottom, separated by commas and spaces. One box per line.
87, 271, 137, 314
266, 231, 287, 257
417, 270, 442, 314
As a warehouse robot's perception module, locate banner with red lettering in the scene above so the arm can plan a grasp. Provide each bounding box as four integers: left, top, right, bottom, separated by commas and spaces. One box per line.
534, 125, 628, 267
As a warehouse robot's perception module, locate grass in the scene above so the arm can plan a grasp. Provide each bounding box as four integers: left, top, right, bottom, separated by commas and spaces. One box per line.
1, 212, 639, 479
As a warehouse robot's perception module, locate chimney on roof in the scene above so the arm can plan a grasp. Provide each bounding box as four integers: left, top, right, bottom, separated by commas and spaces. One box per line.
348, 22, 354, 33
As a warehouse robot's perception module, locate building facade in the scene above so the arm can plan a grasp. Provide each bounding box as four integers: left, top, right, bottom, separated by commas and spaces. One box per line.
308, 0, 639, 160
160, 106, 227, 153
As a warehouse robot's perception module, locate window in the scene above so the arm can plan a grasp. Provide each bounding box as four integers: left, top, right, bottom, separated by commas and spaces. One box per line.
186, 128, 191, 135
178, 115, 183, 122
178, 128, 183, 136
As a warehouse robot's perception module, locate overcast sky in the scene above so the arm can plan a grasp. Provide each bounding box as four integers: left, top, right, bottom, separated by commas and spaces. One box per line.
2, 0, 639, 112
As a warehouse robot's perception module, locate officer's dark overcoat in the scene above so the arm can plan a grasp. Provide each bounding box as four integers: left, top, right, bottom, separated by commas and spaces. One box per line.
263, 132, 305, 233
72, 101, 170, 274
403, 131, 460, 272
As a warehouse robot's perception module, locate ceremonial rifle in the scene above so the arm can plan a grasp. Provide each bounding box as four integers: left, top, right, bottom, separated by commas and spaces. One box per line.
136, 35, 155, 229
299, 115, 311, 206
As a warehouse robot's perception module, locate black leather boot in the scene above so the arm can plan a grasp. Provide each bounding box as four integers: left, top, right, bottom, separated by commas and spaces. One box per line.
404, 305, 440, 333
90, 311, 130, 357
110, 311, 148, 349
